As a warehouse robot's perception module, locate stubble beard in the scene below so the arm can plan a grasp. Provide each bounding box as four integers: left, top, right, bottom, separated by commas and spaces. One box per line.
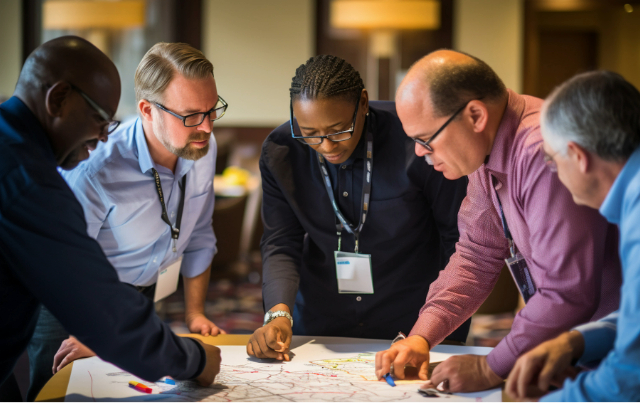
154, 114, 210, 161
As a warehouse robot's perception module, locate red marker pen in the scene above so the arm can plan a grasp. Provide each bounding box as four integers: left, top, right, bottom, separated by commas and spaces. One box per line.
129, 380, 152, 393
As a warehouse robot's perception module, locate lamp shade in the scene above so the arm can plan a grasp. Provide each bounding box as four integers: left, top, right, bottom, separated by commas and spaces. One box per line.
330, 0, 440, 30
43, 0, 145, 30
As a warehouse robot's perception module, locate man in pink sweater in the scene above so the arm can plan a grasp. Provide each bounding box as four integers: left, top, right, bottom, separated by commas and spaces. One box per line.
374, 50, 621, 393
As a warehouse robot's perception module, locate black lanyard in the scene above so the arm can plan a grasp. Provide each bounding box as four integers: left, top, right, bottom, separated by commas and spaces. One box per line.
317, 124, 373, 254
151, 168, 186, 252
491, 175, 516, 258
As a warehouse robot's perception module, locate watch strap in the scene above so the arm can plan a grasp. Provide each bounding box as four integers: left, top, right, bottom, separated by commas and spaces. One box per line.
264, 310, 293, 327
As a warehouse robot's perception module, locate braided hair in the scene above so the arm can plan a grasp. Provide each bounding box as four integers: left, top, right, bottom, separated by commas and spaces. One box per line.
290, 55, 365, 104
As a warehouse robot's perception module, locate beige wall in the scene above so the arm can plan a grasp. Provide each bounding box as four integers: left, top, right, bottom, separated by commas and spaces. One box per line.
454, 0, 523, 93
202, 0, 314, 127
0, 0, 22, 99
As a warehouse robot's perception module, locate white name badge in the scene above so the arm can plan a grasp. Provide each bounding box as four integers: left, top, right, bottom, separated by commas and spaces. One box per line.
334, 251, 374, 294
154, 256, 183, 302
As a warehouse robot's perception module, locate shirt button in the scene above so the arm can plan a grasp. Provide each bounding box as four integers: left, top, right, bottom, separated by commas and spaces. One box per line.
341, 165, 347, 170
356, 296, 362, 301
343, 192, 349, 197
171, 212, 175, 217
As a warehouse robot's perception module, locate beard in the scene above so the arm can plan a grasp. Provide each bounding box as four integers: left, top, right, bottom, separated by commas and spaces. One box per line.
153, 114, 211, 161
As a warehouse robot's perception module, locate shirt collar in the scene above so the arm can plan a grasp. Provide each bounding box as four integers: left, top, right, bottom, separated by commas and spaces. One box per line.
134, 118, 155, 174
341, 113, 371, 165
133, 118, 195, 178
484, 89, 526, 176
599, 146, 640, 225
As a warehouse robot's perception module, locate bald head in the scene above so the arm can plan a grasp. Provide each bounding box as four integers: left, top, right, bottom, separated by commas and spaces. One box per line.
397, 49, 506, 118
14, 36, 121, 169
16, 36, 120, 114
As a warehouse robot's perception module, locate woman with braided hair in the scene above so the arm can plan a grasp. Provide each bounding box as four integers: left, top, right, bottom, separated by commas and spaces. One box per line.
247, 55, 469, 361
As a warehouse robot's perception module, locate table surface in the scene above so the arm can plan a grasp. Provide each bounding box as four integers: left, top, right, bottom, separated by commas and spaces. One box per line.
36, 334, 511, 402
36, 334, 250, 402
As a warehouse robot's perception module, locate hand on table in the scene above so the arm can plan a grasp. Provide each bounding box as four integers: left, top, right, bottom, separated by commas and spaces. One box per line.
506, 330, 583, 401
375, 335, 431, 380
246, 317, 292, 361
192, 339, 222, 386
52, 336, 96, 374
420, 354, 502, 393
186, 313, 226, 336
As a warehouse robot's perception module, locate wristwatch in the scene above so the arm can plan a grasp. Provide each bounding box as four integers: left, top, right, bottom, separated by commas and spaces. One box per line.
263, 310, 293, 327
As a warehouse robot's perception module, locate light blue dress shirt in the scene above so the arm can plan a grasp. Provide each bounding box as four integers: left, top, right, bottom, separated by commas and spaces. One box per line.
62, 118, 217, 287
542, 146, 640, 401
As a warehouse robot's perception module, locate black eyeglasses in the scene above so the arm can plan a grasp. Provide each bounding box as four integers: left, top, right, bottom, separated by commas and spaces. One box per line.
70, 83, 120, 134
290, 99, 359, 146
153, 96, 228, 127
413, 99, 477, 152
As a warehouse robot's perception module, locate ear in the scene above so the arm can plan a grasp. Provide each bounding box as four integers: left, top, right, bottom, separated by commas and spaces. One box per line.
466, 100, 488, 133
567, 141, 591, 174
360, 88, 370, 115
138, 99, 154, 122
45, 81, 72, 118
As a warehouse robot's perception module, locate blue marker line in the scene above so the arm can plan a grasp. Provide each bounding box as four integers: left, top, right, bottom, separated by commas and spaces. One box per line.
384, 373, 396, 387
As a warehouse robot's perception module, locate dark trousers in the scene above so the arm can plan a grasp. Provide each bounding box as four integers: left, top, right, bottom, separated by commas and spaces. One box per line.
25, 306, 68, 401
26, 283, 156, 401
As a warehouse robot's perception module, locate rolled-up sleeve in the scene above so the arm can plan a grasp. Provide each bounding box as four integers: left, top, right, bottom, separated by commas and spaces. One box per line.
181, 188, 216, 278
181, 139, 217, 278
259, 142, 305, 312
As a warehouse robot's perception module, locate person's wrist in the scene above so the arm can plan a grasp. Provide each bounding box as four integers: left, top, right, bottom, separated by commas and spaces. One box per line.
408, 334, 431, 350
565, 330, 585, 360
270, 316, 292, 330
480, 355, 504, 383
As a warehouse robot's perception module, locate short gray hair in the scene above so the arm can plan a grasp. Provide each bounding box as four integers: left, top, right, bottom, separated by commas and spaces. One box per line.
542, 70, 640, 162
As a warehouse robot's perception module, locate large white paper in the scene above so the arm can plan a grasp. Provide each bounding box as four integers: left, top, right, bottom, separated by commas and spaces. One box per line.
65, 336, 502, 402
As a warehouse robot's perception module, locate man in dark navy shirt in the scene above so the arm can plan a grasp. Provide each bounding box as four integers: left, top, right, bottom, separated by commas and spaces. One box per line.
0, 36, 220, 399
248, 55, 468, 361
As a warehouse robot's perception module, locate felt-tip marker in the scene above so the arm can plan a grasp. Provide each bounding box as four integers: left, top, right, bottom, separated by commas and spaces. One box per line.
384, 373, 396, 387
129, 380, 152, 393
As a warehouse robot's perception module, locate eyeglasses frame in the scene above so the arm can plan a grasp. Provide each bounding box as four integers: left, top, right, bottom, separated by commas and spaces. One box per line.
69, 83, 121, 134
290, 98, 360, 146
413, 99, 479, 152
153, 96, 228, 127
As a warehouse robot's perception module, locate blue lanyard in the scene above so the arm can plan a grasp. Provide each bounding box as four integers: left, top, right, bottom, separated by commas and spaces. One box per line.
492, 176, 516, 258
317, 124, 373, 254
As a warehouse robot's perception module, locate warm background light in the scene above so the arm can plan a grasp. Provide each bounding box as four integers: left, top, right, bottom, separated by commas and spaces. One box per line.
330, 0, 440, 30
43, 0, 145, 30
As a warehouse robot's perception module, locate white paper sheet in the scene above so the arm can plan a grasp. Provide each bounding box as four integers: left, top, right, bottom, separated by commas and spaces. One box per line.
65, 336, 502, 402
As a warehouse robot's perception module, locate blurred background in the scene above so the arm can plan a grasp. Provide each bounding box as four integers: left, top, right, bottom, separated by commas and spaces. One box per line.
1, 0, 638, 397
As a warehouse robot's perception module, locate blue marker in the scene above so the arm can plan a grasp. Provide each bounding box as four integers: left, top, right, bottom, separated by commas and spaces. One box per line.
384, 373, 396, 387
163, 378, 175, 385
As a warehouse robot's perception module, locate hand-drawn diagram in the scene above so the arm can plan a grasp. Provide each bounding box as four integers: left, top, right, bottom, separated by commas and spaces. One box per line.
65, 339, 502, 402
